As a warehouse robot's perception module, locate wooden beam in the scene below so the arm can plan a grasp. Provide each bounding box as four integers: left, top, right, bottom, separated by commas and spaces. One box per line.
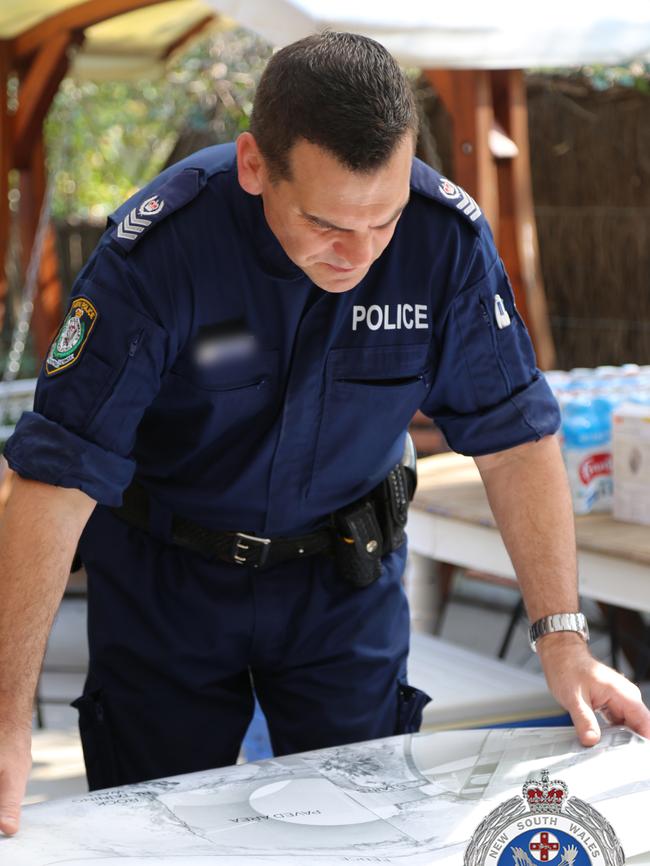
0, 40, 12, 332
424, 69, 499, 236
162, 14, 216, 61
491, 70, 555, 370
14, 31, 81, 170
14, 0, 178, 61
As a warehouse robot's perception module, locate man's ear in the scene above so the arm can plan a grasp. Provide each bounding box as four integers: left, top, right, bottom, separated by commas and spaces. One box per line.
236, 132, 265, 195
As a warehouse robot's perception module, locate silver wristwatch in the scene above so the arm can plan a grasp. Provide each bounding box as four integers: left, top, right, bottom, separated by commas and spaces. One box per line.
528, 612, 590, 652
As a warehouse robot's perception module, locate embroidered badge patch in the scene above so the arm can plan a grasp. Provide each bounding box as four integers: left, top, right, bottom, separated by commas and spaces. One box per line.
439, 176, 482, 222
138, 195, 165, 217
45, 297, 98, 376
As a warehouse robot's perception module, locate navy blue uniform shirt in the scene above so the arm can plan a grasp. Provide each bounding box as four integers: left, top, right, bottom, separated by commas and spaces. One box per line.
5, 144, 560, 536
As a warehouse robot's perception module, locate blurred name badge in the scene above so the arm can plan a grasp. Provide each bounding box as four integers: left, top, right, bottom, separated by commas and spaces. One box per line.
193, 320, 258, 368
464, 769, 623, 866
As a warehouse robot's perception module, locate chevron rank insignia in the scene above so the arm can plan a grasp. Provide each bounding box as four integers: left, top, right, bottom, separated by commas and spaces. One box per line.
115, 195, 165, 242
110, 168, 205, 252
438, 176, 482, 222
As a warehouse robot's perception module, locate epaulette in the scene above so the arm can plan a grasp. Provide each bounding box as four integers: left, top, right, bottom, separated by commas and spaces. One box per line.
109, 167, 207, 253
410, 158, 485, 233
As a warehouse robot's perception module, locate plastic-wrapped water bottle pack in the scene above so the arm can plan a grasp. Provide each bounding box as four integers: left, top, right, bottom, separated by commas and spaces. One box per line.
545, 365, 650, 515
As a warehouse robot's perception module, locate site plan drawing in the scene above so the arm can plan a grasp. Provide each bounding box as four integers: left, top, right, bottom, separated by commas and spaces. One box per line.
6, 726, 650, 866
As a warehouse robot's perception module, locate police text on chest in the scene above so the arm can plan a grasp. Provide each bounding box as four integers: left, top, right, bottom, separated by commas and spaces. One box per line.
352, 304, 429, 331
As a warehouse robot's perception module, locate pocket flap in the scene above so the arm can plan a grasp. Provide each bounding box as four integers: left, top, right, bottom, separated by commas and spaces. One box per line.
328, 343, 430, 380
171, 348, 279, 390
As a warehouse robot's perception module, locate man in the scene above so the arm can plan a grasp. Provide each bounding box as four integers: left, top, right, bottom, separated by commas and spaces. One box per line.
1, 31, 648, 837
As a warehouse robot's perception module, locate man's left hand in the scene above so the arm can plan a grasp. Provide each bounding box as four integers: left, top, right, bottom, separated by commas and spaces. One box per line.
537, 632, 650, 745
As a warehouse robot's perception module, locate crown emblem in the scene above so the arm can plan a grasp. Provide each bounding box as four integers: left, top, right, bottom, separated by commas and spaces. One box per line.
522, 769, 568, 814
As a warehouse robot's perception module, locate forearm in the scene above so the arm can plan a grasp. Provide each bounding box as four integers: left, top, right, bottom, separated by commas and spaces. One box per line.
474, 434, 578, 621
0, 477, 95, 726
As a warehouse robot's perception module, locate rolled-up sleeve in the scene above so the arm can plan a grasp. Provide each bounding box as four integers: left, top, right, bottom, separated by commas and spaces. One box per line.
5, 413, 135, 504
3, 242, 171, 505
421, 233, 560, 456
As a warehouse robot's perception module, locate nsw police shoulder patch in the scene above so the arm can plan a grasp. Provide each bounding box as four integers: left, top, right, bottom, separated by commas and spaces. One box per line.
45, 297, 98, 376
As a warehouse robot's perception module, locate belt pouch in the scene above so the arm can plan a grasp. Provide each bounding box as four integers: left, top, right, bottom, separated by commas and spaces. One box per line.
332, 500, 384, 588
374, 465, 410, 555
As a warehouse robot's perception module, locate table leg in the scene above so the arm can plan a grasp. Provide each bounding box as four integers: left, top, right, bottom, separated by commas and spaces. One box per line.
405, 553, 455, 635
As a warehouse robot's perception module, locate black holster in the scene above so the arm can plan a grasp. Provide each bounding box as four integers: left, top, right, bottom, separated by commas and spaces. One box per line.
332, 439, 417, 589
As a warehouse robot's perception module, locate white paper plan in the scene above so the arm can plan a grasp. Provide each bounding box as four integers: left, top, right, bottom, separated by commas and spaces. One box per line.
5, 727, 650, 866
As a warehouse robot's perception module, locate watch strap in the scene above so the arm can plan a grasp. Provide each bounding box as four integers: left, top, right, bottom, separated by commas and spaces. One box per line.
529, 612, 590, 652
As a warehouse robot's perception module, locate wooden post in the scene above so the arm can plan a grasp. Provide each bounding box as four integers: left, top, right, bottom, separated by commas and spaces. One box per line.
491, 70, 555, 370
424, 69, 499, 236
13, 33, 78, 361
0, 40, 12, 332
14, 31, 78, 169
19, 132, 64, 361
33, 222, 64, 361
423, 68, 555, 369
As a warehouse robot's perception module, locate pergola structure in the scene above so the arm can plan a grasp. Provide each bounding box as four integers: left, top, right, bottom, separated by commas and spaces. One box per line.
0, 0, 217, 360
4, 1, 650, 368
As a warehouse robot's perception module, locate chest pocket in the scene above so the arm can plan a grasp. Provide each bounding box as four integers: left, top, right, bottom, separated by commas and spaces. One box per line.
308, 343, 431, 500
160, 348, 280, 452
169, 348, 278, 391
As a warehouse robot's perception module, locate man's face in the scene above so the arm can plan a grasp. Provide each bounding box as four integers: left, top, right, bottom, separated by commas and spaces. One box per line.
238, 134, 413, 293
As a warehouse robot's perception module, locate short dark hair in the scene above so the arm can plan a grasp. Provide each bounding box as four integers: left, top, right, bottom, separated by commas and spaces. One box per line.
249, 31, 418, 180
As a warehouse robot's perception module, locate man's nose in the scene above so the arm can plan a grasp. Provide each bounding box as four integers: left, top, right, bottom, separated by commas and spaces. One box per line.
333, 232, 373, 268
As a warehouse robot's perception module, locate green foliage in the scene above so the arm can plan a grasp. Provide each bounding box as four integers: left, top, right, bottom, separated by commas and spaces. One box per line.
580, 61, 650, 91
533, 61, 650, 93
44, 27, 272, 221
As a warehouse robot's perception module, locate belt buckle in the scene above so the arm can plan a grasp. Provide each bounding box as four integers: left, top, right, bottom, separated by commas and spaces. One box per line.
232, 532, 272, 568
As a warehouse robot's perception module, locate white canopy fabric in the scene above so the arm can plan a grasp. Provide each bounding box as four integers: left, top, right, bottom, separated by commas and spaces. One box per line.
75, 1, 220, 80
213, 0, 650, 69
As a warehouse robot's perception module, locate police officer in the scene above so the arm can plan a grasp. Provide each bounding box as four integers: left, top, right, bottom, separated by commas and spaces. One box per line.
1, 32, 648, 837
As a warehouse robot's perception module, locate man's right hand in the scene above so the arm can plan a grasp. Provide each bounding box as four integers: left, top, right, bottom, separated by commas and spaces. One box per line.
0, 722, 32, 835
0, 476, 96, 836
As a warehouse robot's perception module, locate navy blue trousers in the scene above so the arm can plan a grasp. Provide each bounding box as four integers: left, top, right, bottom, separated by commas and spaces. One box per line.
74, 507, 430, 790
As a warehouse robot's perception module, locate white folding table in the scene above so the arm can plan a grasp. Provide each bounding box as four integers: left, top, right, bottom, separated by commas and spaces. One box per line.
407, 453, 650, 615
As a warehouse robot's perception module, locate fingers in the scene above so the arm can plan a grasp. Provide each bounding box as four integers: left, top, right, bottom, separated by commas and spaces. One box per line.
567, 693, 602, 747
0, 768, 26, 836
601, 686, 650, 741
624, 701, 650, 740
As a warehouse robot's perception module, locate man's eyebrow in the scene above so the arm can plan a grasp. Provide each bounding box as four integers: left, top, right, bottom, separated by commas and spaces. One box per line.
301, 198, 410, 232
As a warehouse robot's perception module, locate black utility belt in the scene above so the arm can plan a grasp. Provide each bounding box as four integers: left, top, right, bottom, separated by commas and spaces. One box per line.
111, 462, 416, 589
